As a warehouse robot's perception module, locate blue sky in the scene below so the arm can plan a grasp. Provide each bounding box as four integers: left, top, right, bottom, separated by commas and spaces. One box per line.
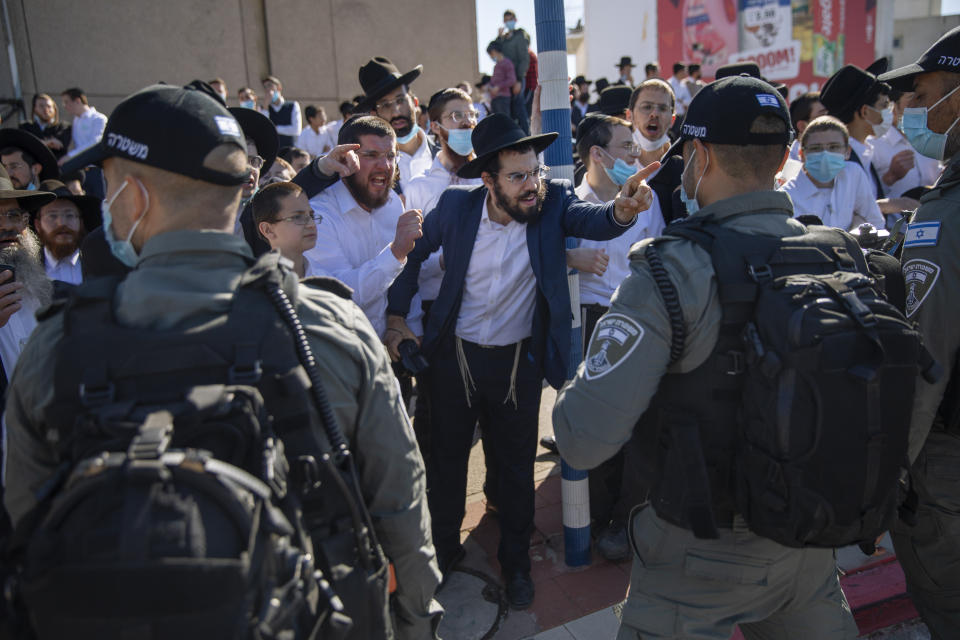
475, 0, 583, 74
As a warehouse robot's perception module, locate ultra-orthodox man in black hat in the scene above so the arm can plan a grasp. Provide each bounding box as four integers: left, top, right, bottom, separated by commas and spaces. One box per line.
356, 56, 435, 190
386, 112, 658, 610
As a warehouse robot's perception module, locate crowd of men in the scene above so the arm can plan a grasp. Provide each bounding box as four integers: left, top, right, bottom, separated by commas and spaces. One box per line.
0, 8, 959, 640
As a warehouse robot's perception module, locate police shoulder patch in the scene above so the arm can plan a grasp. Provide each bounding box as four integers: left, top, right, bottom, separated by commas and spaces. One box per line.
903, 258, 941, 317
904, 221, 941, 248
584, 313, 645, 380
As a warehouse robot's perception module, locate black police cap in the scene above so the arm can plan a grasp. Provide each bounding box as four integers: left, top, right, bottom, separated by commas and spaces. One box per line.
663, 75, 792, 160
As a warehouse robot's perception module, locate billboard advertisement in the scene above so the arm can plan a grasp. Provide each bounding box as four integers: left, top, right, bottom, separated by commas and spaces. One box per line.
657, 0, 877, 101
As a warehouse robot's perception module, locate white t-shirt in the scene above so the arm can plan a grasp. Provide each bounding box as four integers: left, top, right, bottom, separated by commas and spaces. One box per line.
779, 164, 885, 231
868, 128, 943, 198
575, 179, 664, 306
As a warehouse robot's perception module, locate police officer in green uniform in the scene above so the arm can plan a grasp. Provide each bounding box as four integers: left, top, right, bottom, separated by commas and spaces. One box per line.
553, 76, 859, 639
5, 82, 443, 639
878, 27, 960, 639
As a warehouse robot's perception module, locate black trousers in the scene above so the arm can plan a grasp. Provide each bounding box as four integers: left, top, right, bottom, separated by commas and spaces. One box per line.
426, 336, 540, 574
582, 303, 645, 528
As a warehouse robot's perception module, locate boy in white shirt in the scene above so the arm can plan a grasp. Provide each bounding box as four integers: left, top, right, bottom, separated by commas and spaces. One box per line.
779, 116, 885, 231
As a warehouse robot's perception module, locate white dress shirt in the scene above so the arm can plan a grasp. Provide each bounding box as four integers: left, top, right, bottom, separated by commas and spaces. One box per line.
668, 76, 692, 116
788, 138, 801, 161
66, 106, 108, 158
270, 100, 303, 139
398, 130, 433, 191
305, 180, 421, 338
43, 248, 82, 284
848, 137, 880, 194
297, 126, 334, 158
868, 128, 942, 198
779, 164, 885, 231
404, 156, 482, 301
575, 180, 664, 306
455, 197, 536, 346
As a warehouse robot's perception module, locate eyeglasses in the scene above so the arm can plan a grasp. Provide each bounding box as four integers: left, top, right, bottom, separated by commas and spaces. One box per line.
608, 142, 643, 155
375, 95, 410, 112
275, 212, 319, 226
248, 155, 265, 170
2, 161, 28, 172
443, 109, 479, 124
804, 143, 847, 154
0, 210, 28, 225
40, 211, 80, 225
358, 150, 398, 163
635, 102, 672, 115
495, 166, 550, 185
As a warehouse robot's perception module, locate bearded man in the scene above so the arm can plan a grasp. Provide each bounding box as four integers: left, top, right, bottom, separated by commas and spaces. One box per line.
385, 113, 659, 609
33, 180, 101, 284
305, 115, 424, 339
0, 167, 54, 386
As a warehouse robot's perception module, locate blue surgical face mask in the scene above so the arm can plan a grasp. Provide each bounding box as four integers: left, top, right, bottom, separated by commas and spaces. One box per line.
900, 84, 960, 161
505, 20, 517, 30
102, 179, 150, 267
599, 148, 637, 186
443, 127, 474, 156
396, 122, 420, 145
271, 90, 281, 104
240, 99, 256, 110
25, 181, 36, 191
679, 147, 708, 215
803, 150, 846, 184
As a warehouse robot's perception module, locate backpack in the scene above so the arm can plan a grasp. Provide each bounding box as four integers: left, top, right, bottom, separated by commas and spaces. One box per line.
7, 256, 386, 639
641, 219, 940, 548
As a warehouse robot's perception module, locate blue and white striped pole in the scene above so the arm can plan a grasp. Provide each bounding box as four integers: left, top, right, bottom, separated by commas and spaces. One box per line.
535, 0, 591, 567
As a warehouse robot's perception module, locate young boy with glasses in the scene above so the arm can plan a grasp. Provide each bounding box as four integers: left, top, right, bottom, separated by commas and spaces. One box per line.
252, 181, 319, 278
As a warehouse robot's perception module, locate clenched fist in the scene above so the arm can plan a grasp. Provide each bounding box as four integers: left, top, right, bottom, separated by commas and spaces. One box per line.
391, 209, 423, 261
566, 247, 609, 276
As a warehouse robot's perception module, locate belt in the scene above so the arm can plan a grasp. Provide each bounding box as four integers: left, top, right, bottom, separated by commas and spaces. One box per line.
458, 337, 528, 351
656, 506, 738, 531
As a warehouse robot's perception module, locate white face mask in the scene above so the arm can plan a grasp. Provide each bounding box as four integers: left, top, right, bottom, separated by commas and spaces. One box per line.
869, 104, 894, 138
633, 128, 669, 152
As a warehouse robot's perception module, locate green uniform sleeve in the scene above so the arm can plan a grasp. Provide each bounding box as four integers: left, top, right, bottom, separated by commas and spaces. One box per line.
553, 239, 720, 470
901, 194, 960, 462
310, 298, 442, 639
3, 315, 64, 526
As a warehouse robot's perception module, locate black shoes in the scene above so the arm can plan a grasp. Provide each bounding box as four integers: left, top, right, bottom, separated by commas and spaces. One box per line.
539, 435, 559, 455
504, 570, 535, 610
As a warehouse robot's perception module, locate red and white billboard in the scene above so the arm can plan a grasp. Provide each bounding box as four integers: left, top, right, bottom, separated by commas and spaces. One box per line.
657, 0, 877, 101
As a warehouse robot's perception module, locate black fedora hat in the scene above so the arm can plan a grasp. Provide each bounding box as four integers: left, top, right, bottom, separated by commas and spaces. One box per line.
866, 57, 889, 76
229, 107, 278, 173
715, 61, 761, 79
597, 86, 632, 116
35, 179, 102, 230
820, 65, 880, 120
456, 113, 558, 179
573, 75, 592, 86
475, 74, 492, 89
0, 129, 59, 182
616, 56, 636, 68
355, 57, 423, 112
594, 77, 610, 93
0, 164, 54, 212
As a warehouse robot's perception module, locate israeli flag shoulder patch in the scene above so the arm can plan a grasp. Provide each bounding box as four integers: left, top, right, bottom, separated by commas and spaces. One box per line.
904, 221, 941, 248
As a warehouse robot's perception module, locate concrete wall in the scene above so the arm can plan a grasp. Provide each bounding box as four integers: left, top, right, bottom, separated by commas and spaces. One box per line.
0, 0, 478, 128
891, 15, 960, 70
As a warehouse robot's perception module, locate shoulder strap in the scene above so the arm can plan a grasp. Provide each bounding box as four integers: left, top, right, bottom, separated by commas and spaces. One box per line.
644, 242, 685, 365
